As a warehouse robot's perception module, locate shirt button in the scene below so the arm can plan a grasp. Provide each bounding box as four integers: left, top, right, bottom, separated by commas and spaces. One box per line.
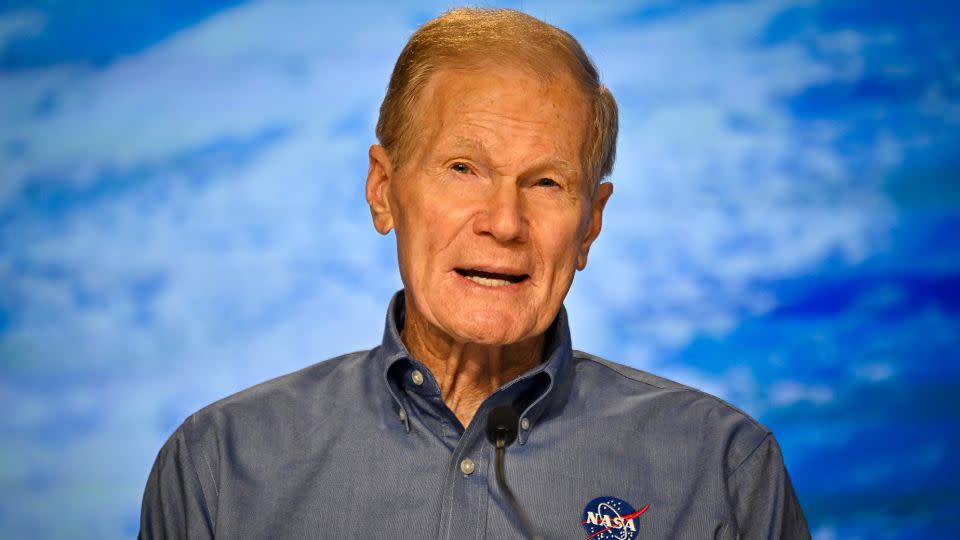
459, 458, 476, 475
520, 417, 530, 430
410, 370, 425, 386
398, 408, 407, 421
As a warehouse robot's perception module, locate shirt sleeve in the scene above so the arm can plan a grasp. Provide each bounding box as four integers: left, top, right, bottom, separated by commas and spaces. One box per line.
728, 433, 811, 539
139, 425, 215, 539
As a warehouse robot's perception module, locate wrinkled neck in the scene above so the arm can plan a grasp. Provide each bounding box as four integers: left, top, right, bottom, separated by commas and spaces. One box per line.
400, 308, 544, 428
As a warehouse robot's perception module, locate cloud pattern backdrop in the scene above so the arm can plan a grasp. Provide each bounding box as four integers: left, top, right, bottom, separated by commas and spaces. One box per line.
1, 1, 957, 538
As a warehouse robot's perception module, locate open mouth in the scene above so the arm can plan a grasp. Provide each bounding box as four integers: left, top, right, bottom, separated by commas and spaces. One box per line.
455, 268, 529, 287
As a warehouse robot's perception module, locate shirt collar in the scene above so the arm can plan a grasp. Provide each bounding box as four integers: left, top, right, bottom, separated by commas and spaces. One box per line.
374, 290, 574, 444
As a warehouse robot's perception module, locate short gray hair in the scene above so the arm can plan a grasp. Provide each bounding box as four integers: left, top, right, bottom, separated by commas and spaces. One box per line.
375, 7, 618, 194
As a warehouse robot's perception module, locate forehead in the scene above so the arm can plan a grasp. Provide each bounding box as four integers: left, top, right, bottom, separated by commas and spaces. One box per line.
409, 64, 592, 167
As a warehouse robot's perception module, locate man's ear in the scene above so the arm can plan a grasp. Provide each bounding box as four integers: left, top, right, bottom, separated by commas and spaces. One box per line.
366, 144, 395, 234
577, 181, 613, 271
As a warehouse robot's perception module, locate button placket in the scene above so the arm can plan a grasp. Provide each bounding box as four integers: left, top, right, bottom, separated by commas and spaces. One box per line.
438, 428, 490, 539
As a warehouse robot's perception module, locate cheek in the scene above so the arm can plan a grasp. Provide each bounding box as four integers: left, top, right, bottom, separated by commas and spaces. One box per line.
536, 215, 586, 277
395, 193, 464, 276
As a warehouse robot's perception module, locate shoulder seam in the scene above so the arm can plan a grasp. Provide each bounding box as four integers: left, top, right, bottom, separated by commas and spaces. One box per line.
572, 351, 669, 389
193, 419, 220, 498
572, 351, 769, 434
727, 432, 773, 479
194, 350, 373, 415
182, 415, 218, 520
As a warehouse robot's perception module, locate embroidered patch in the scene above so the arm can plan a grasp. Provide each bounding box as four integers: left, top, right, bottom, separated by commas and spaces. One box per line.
580, 496, 650, 540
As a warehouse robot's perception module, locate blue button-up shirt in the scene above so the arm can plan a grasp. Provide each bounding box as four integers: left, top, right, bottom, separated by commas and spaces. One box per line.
140, 292, 809, 539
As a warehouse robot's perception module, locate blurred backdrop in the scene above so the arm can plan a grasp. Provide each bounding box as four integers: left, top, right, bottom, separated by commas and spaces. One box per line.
1, 0, 958, 538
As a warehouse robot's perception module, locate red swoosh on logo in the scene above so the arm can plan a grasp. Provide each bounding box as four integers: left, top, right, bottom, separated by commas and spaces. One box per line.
580, 503, 650, 540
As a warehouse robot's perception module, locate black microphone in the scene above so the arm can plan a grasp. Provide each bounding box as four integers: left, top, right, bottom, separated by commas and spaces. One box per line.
486, 406, 542, 540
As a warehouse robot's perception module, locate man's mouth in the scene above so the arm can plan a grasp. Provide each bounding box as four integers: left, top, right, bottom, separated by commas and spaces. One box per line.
455, 268, 529, 287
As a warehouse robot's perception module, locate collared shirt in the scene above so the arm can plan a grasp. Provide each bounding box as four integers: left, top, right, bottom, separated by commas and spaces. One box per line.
140, 292, 810, 539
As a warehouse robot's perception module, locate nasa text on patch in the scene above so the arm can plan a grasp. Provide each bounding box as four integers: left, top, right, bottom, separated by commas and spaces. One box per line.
580, 496, 650, 540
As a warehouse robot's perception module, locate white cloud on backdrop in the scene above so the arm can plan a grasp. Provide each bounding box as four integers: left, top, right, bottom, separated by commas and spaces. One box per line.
565, 1, 893, 376
0, 1, 907, 537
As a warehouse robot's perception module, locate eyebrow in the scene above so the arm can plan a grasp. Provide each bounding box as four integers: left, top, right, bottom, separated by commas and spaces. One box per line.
448, 137, 579, 179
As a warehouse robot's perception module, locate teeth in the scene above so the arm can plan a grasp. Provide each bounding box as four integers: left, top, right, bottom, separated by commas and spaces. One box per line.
465, 275, 513, 287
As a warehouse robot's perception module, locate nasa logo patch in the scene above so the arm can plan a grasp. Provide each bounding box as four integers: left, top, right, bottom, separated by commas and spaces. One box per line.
580, 496, 650, 540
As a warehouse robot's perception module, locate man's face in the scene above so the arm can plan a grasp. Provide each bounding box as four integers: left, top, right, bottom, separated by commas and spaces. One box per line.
367, 65, 612, 346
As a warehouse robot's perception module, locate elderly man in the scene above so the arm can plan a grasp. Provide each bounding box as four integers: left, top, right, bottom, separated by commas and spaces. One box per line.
140, 8, 809, 539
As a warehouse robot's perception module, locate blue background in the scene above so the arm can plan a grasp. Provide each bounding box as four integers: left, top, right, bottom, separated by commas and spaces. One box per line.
1, 1, 958, 538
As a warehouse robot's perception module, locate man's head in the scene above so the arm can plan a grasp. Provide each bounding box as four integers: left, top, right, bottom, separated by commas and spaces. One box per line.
366, 8, 617, 348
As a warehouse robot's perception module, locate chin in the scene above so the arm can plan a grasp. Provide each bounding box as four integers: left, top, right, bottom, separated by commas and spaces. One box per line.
442, 307, 540, 346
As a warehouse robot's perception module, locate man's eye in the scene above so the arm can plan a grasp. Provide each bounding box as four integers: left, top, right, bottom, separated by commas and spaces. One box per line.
451, 162, 471, 174
535, 177, 559, 188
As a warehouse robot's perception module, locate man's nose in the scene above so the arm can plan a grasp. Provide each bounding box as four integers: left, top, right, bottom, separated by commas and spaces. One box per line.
473, 180, 528, 243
